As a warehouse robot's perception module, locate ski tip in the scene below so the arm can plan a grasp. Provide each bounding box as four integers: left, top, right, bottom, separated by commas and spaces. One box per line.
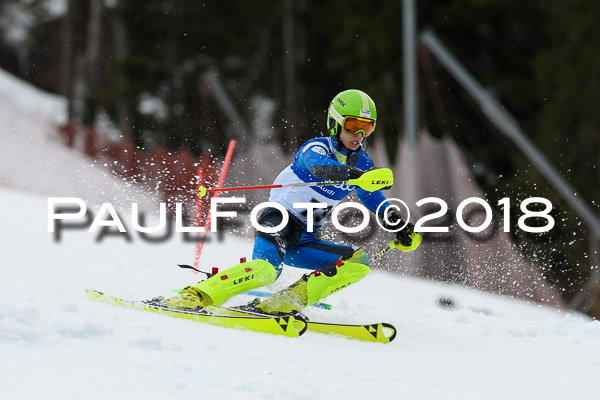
380, 322, 397, 343
86, 288, 103, 297
361, 322, 397, 343
282, 314, 308, 337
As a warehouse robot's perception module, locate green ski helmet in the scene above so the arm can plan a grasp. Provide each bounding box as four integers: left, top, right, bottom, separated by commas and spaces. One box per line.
327, 89, 377, 137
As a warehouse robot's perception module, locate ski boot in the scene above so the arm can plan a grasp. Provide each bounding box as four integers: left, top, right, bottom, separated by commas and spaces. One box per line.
149, 285, 211, 311
256, 251, 371, 315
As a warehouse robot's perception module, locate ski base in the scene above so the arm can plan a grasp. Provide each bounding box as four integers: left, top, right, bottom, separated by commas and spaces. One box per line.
86, 289, 307, 338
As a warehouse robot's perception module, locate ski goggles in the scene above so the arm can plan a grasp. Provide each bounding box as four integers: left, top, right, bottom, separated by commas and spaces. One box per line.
341, 116, 375, 138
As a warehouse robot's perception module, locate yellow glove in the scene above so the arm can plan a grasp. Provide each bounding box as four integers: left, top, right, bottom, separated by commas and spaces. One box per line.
391, 232, 422, 252
348, 167, 394, 192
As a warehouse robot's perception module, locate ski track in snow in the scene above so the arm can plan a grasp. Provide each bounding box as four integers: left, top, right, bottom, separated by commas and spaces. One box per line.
1, 67, 600, 399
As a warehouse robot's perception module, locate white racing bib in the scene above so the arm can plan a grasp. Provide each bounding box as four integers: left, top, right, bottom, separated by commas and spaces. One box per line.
269, 167, 338, 228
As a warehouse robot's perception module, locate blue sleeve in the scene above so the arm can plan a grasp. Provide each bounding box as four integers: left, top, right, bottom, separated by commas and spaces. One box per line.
356, 188, 390, 214
297, 146, 344, 171
300, 146, 390, 212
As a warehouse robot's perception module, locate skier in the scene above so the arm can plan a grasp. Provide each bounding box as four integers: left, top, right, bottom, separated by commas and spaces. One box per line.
158, 89, 422, 314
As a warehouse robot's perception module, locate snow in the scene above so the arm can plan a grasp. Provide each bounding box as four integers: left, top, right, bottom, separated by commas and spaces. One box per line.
1, 67, 600, 399
0, 68, 159, 209
0, 67, 66, 124
2, 188, 600, 399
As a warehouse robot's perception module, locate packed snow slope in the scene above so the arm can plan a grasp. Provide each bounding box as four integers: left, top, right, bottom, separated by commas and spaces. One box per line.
0, 68, 158, 209
1, 188, 600, 400
1, 67, 600, 399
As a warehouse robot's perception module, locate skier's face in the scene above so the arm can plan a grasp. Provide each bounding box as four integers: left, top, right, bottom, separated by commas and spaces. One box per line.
339, 130, 363, 151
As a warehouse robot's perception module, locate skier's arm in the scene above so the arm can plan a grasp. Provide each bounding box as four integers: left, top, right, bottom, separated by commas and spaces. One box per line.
357, 187, 422, 252
357, 179, 421, 251
356, 187, 390, 214
300, 144, 393, 191
298, 144, 363, 180
310, 164, 364, 181
381, 209, 422, 252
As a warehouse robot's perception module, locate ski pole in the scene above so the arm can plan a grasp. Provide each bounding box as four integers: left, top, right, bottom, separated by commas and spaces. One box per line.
196, 167, 394, 197
371, 240, 401, 265
371, 231, 423, 265
197, 179, 349, 197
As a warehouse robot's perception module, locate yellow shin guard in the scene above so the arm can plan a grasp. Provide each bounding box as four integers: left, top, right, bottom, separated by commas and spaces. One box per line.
257, 258, 371, 314
304, 260, 371, 306
196, 260, 277, 307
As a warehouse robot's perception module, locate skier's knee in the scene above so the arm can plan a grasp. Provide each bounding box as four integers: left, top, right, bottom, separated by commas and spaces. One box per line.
307, 257, 371, 281
303, 259, 371, 306
253, 236, 284, 277
313, 248, 370, 279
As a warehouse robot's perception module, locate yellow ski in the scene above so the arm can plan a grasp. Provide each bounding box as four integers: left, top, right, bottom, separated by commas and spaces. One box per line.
306, 321, 396, 343
213, 305, 397, 344
86, 289, 306, 338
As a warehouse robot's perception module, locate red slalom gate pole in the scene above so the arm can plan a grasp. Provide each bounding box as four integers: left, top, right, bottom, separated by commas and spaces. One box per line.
193, 139, 236, 270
